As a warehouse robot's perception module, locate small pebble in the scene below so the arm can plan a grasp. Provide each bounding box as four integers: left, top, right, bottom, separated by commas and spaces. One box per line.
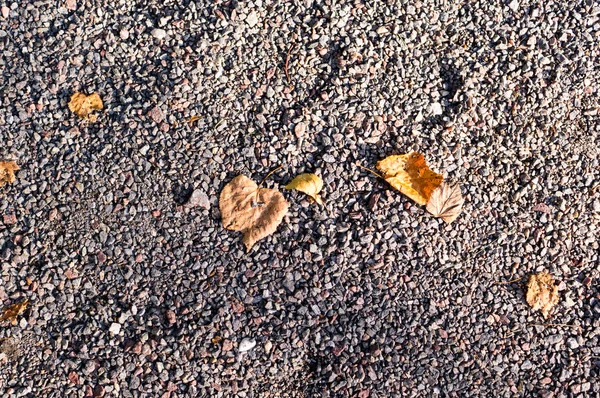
239, 338, 256, 352
186, 190, 210, 210
246, 11, 259, 28
151, 28, 167, 40
109, 323, 121, 335
431, 102, 443, 115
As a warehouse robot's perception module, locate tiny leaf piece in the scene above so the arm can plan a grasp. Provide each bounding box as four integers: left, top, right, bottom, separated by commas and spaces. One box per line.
68, 92, 103, 121
0, 161, 19, 187
426, 182, 464, 223
188, 115, 201, 125
285, 173, 324, 205
219, 175, 289, 251
526, 271, 559, 319
0, 299, 29, 326
376, 152, 443, 206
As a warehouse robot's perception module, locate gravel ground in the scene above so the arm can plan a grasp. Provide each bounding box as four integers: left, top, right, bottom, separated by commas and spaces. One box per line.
1, 0, 599, 397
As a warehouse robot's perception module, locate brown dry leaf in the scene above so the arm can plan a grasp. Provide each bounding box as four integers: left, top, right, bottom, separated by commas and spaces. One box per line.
426, 182, 464, 223
376, 152, 443, 206
285, 173, 324, 205
219, 175, 289, 251
68, 92, 103, 120
0, 299, 29, 325
0, 161, 19, 187
526, 272, 559, 319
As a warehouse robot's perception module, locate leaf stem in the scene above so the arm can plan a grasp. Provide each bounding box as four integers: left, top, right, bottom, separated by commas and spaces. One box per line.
491, 276, 525, 285
355, 163, 384, 180
285, 44, 295, 86
258, 165, 284, 188
529, 323, 581, 330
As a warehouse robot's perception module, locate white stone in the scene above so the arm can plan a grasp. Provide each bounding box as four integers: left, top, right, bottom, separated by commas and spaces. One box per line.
239, 338, 256, 352
109, 322, 121, 334
431, 102, 443, 116
264, 340, 272, 354
186, 190, 210, 210
246, 11, 259, 28
151, 28, 167, 40
567, 338, 579, 350
414, 110, 423, 122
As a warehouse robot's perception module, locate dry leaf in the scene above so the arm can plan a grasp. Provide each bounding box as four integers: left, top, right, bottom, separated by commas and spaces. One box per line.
68, 92, 103, 120
426, 182, 464, 223
526, 272, 559, 319
0, 299, 29, 325
0, 161, 19, 187
219, 175, 289, 251
376, 152, 443, 206
285, 173, 324, 205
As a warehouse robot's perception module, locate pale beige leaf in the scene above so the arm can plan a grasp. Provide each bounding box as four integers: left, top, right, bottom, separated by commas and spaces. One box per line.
526, 271, 559, 319
0, 161, 19, 187
285, 173, 323, 205
426, 182, 464, 223
376, 152, 443, 206
219, 175, 289, 251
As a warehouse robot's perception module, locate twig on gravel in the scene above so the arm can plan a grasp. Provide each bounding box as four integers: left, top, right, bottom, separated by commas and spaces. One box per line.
285, 44, 295, 86
258, 165, 284, 188
355, 163, 384, 179
213, 119, 226, 130
491, 276, 525, 285
529, 323, 582, 331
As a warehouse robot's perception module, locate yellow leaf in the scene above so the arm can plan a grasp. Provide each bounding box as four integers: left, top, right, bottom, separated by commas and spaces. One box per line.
526, 272, 559, 319
376, 152, 443, 206
219, 175, 289, 251
0, 161, 19, 187
68, 92, 103, 120
285, 173, 324, 205
0, 299, 29, 325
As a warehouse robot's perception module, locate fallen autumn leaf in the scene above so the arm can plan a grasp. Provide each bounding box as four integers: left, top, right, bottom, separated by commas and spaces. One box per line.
376, 152, 443, 206
0, 299, 29, 325
426, 182, 464, 223
219, 175, 289, 251
285, 173, 324, 205
0, 161, 19, 187
68, 92, 103, 121
526, 271, 559, 319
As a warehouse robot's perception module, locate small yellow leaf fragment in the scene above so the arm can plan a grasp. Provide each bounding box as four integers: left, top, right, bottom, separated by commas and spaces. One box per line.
68, 92, 103, 120
0, 299, 29, 325
0, 161, 19, 187
526, 272, 559, 319
219, 175, 289, 251
188, 115, 201, 125
285, 173, 324, 205
376, 152, 443, 206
